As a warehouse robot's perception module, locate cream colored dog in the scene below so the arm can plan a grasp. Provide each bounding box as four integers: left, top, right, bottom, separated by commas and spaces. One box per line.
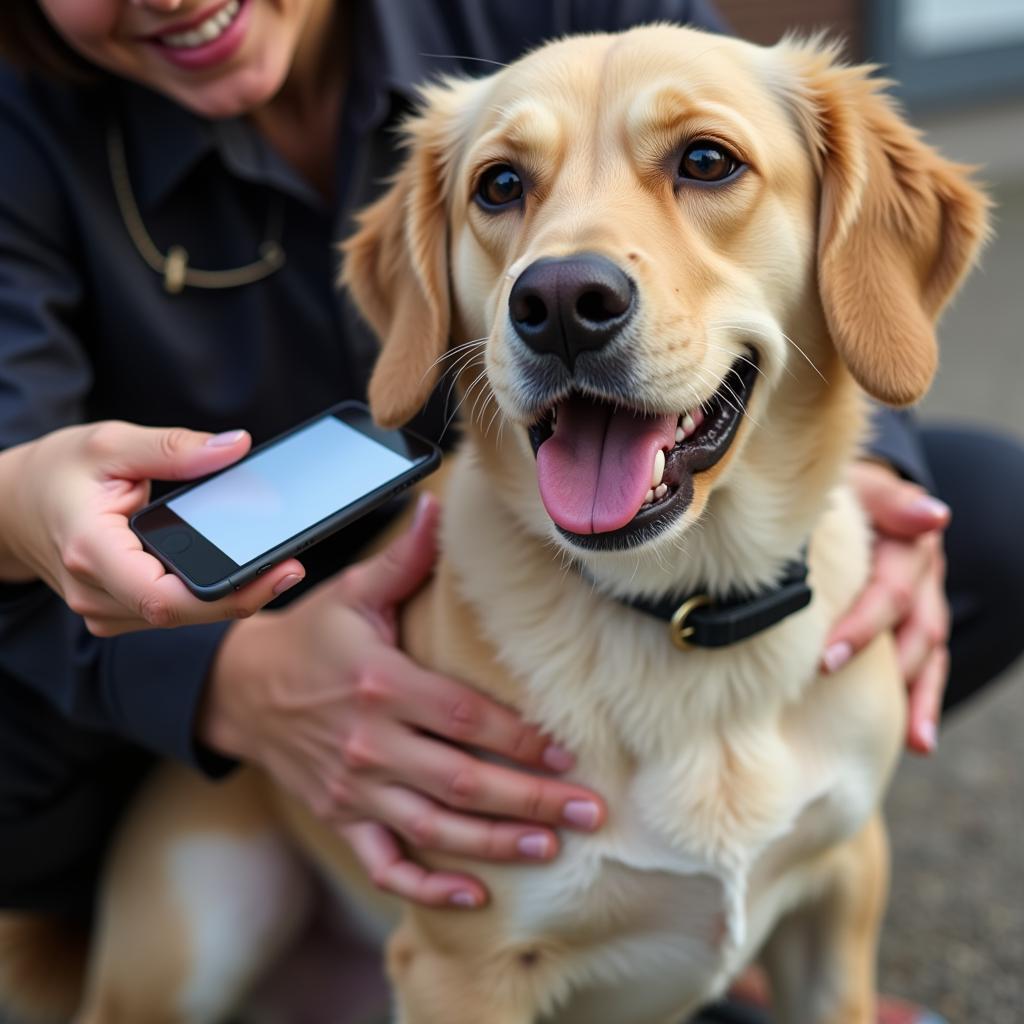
0, 24, 989, 1024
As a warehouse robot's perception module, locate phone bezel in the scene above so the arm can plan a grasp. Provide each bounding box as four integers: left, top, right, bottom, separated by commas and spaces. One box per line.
129, 401, 441, 601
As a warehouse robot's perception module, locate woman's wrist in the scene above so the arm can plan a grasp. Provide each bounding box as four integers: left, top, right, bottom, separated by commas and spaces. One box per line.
198, 613, 278, 761
0, 443, 37, 582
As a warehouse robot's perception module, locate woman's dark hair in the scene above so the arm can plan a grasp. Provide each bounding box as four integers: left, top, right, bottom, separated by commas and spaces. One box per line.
0, 3, 96, 81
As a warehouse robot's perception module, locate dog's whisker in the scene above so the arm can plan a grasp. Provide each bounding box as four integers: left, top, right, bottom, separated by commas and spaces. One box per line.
449, 364, 491, 429
437, 345, 488, 385
463, 367, 492, 419
427, 337, 488, 372
780, 330, 829, 384
440, 354, 486, 438
710, 316, 827, 385
468, 370, 492, 425
419, 51, 511, 68
434, 349, 486, 408
440, 356, 475, 421
484, 396, 505, 440
418, 338, 487, 390
701, 338, 771, 380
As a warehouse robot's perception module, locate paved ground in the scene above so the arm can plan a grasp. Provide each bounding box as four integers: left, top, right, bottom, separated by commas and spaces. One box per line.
876, 120, 1024, 1021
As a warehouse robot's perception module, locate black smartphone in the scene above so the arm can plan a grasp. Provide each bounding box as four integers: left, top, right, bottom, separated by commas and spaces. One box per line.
130, 401, 441, 600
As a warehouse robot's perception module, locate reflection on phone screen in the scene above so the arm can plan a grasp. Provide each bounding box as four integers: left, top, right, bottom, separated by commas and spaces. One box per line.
168, 417, 413, 564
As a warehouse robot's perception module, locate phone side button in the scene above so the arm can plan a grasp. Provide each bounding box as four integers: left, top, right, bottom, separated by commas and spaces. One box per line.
256, 563, 273, 576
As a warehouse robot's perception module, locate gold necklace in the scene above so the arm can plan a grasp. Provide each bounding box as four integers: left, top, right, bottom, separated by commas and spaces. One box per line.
107, 118, 286, 294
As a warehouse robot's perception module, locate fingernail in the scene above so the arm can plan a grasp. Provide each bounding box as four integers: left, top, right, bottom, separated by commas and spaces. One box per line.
449, 890, 478, 907
205, 429, 246, 447
563, 800, 600, 830
517, 833, 552, 859
823, 641, 853, 674
918, 719, 938, 753
542, 744, 575, 772
911, 496, 950, 522
413, 492, 432, 527
272, 573, 303, 596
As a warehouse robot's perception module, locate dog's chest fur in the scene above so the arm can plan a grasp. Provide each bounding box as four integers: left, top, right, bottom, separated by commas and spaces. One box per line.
401, 449, 901, 1021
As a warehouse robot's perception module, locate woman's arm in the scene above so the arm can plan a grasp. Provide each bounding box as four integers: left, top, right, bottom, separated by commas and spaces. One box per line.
0, 82, 259, 772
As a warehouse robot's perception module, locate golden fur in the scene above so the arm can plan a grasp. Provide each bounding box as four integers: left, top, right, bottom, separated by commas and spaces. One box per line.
0, 25, 989, 1024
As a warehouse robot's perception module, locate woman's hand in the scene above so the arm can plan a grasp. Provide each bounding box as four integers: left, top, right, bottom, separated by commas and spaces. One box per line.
823, 461, 951, 755
0, 421, 304, 635
200, 494, 606, 910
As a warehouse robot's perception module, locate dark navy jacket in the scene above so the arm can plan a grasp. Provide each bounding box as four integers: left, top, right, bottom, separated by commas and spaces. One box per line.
0, 0, 929, 912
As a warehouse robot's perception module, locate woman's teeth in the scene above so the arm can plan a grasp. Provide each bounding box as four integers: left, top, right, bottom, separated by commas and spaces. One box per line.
159, 0, 240, 48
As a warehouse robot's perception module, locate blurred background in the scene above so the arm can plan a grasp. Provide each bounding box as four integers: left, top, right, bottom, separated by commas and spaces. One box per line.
718, 1, 1024, 1020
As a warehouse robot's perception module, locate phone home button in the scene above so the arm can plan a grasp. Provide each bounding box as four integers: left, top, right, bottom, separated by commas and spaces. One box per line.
161, 531, 192, 555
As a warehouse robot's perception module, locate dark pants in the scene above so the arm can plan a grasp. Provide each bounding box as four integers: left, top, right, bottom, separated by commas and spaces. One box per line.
930, 426, 1024, 711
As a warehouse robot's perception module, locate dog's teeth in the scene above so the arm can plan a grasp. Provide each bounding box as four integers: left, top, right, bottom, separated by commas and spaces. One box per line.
651, 449, 665, 488
643, 488, 655, 505
654, 483, 668, 500
675, 426, 685, 443
682, 414, 696, 436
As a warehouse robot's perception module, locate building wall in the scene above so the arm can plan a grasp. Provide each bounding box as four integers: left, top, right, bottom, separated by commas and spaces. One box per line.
714, 0, 863, 58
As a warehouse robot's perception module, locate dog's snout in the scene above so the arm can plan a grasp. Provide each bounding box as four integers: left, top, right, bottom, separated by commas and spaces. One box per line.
509, 254, 634, 370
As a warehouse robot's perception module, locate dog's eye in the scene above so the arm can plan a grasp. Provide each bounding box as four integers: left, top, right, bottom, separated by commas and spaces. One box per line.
476, 165, 524, 209
678, 141, 740, 183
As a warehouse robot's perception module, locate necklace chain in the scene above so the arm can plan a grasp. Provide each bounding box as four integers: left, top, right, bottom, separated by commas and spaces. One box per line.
107, 118, 287, 294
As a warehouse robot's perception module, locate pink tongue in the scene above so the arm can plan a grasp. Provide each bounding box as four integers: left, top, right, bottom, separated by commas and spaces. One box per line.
536, 397, 678, 534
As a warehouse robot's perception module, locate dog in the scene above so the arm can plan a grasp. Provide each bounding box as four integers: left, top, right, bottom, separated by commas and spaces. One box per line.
0, 24, 989, 1024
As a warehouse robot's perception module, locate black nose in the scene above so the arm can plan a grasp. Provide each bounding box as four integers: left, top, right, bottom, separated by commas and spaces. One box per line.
508, 253, 635, 370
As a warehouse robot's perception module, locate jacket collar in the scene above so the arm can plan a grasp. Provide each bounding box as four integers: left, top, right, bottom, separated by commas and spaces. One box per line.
113, 0, 472, 214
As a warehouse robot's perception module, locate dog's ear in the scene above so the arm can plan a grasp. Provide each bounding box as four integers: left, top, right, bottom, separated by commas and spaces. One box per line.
342, 83, 471, 428
780, 42, 990, 405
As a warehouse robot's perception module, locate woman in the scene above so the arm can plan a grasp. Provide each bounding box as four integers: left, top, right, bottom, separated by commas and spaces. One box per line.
0, 2, 1019, 1022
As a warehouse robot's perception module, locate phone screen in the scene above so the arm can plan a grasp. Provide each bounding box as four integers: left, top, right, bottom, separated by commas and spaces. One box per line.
167, 416, 414, 565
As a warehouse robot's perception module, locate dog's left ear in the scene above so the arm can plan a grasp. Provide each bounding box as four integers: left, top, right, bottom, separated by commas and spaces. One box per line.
780, 42, 991, 405
342, 82, 470, 428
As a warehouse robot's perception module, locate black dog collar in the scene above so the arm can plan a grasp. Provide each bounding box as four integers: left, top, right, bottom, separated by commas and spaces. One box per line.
591, 555, 812, 650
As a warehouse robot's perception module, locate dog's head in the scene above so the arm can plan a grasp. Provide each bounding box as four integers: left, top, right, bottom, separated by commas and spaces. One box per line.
344, 26, 988, 588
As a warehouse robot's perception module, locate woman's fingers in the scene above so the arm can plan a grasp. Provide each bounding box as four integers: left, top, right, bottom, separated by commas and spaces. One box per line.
339, 494, 441, 614
70, 511, 303, 627
74, 524, 304, 631
823, 534, 935, 673
342, 821, 487, 909
368, 723, 603, 831
894, 556, 949, 684
897, 555, 950, 755
370, 784, 560, 863
848, 462, 951, 540
90, 422, 252, 483
906, 648, 949, 755
371, 649, 574, 772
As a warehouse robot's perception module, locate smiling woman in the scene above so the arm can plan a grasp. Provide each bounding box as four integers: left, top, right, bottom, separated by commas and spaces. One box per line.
6, 0, 337, 118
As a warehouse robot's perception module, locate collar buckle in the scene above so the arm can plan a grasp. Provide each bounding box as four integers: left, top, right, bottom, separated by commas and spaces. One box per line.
669, 594, 713, 651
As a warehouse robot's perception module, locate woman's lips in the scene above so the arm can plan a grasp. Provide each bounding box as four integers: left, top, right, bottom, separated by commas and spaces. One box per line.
142, 0, 251, 72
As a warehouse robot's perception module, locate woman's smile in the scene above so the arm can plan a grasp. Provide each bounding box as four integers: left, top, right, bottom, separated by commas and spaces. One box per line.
37, 0, 334, 119
137, 0, 251, 72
